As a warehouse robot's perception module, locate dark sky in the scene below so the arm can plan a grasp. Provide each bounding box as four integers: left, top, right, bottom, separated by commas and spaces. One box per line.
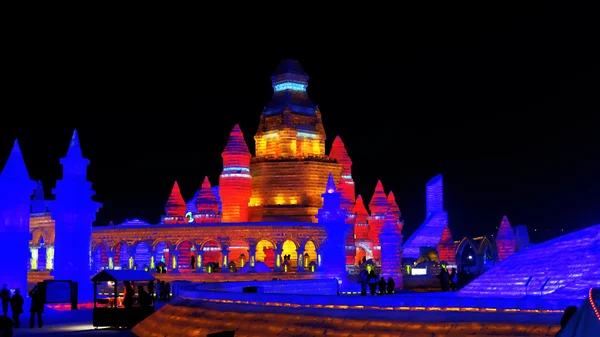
2, 3, 598, 243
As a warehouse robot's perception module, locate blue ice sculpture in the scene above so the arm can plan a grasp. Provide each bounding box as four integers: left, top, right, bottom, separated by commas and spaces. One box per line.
51, 130, 102, 302
316, 173, 350, 282
0, 140, 36, 295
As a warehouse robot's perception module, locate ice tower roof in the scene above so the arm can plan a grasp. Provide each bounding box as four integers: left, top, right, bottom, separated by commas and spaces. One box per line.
265, 59, 315, 116
459, 224, 600, 299
0, 140, 31, 181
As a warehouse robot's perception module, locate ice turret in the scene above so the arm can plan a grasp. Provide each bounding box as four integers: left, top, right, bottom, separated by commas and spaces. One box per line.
387, 190, 401, 221
378, 210, 404, 291
195, 177, 220, 223
0, 140, 36, 295
52, 130, 102, 302
329, 136, 355, 210
164, 181, 186, 224
368, 180, 389, 262
496, 215, 517, 262
220, 124, 252, 222
437, 225, 455, 265
316, 173, 349, 280
31, 180, 47, 213
353, 195, 370, 240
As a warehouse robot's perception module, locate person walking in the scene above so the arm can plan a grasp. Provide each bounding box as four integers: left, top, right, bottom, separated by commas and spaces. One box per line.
9, 289, 23, 328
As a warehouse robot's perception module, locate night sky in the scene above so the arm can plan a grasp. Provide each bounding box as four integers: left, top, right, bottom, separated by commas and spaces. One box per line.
2, 3, 598, 243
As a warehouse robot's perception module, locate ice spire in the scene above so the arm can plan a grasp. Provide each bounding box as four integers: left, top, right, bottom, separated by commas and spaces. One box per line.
353, 195, 369, 215
369, 180, 389, 214
387, 190, 401, 220
496, 215, 517, 262
329, 136, 352, 172
0, 140, 30, 180
165, 181, 186, 217
195, 176, 220, 221
325, 173, 336, 194
31, 180, 47, 213
223, 124, 250, 157
66, 129, 83, 158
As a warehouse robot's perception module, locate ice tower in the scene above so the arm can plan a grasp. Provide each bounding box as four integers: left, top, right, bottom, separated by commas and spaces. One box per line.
219, 124, 252, 222
195, 177, 220, 223
368, 180, 389, 262
496, 215, 517, 262
249, 59, 343, 222
164, 181, 186, 224
0, 140, 35, 294
52, 130, 102, 302
378, 210, 404, 290
316, 173, 349, 281
402, 174, 448, 260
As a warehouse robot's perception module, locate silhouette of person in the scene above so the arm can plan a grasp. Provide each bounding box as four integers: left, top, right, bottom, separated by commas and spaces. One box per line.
386, 277, 395, 294
359, 269, 368, 296
555, 306, 578, 337
378, 277, 387, 295
368, 270, 378, 296
438, 267, 449, 292
449, 267, 458, 291
0, 284, 10, 317
9, 289, 23, 328
29, 286, 44, 328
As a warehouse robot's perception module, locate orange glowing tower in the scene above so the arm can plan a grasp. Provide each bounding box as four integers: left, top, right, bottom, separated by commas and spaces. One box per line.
164, 181, 186, 224
219, 124, 252, 222
368, 180, 390, 261
329, 136, 356, 266
353, 194, 371, 263
249, 59, 343, 222
195, 177, 220, 223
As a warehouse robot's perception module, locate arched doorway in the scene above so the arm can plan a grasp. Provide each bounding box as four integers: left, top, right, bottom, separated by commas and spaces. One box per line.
303, 241, 317, 268
457, 240, 477, 273
177, 241, 194, 270
281, 240, 298, 269
228, 239, 249, 269
202, 239, 222, 267
113, 242, 130, 270
93, 242, 109, 272
355, 243, 372, 265
134, 242, 151, 270
256, 239, 275, 268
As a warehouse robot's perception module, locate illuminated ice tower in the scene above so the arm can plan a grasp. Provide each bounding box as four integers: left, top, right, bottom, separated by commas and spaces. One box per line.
496, 215, 517, 262
329, 136, 356, 267
52, 130, 102, 301
0, 140, 35, 294
250, 59, 343, 222
163, 181, 187, 224
378, 210, 404, 291
316, 173, 349, 280
219, 124, 252, 222
368, 180, 390, 262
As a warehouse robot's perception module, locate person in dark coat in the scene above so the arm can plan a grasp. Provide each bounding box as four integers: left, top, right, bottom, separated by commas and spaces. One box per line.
29, 286, 44, 328
358, 269, 368, 296
386, 277, 395, 294
378, 277, 387, 295
367, 270, 378, 296
0, 284, 10, 317
438, 267, 449, 292
148, 280, 155, 299
9, 289, 23, 328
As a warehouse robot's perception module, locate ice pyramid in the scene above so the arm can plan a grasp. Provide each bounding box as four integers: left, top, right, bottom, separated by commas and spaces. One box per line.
459, 224, 600, 299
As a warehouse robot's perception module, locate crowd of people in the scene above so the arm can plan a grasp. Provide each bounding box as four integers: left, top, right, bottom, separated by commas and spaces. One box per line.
0, 283, 45, 336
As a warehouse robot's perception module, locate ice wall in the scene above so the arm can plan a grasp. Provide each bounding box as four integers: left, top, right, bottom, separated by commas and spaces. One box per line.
459, 224, 600, 299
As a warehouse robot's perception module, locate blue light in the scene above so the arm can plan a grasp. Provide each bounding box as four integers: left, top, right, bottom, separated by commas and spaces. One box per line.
223, 167, 250, 172
220, 173, 251, 178
274, 82, 306, 92
297, 132, 318, 138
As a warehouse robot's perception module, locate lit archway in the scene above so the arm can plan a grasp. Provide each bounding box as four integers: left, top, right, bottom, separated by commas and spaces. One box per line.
177, 240, 194, 270
256, 239, 275, 268
303, 241, 317, 267
113, 242, 130, 270
228, 239, 249, 269
202, 239, 222, 266
282, 240, 298, 267
93, 242, 109, 272
133, 242, 151, 270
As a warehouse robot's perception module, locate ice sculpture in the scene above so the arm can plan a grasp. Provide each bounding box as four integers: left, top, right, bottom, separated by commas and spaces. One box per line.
402, 174, 448, 259
219, 124, 252, 222
0, 140, 35, 294
459, 224, 600, 299
52, 130, 102, 302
